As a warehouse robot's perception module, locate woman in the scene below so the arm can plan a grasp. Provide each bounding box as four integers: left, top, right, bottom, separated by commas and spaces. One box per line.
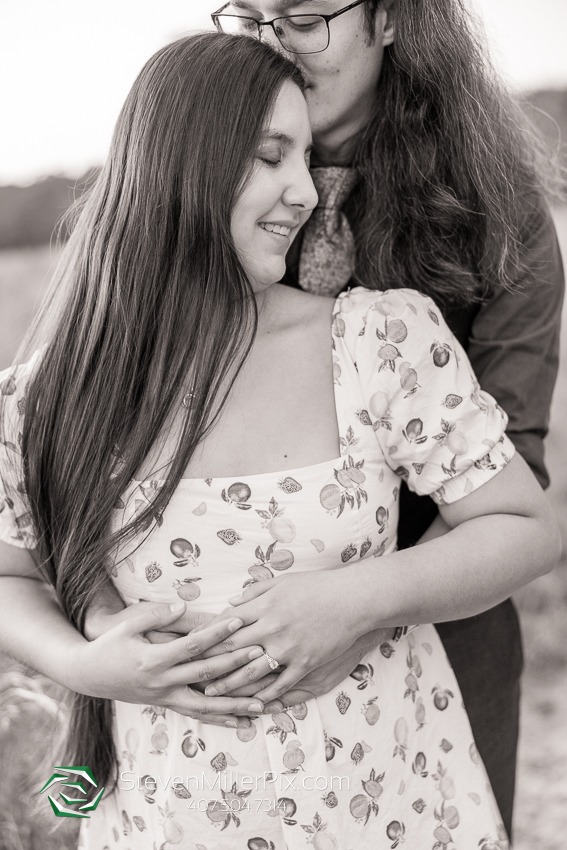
0, 33, 560, 849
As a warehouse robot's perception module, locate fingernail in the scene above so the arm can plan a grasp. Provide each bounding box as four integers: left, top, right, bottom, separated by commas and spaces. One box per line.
169, 601, 185, 614
264, 702, 282, 713
248, 702, 263, 713
236, 718, 251, 728
224, 720, 237, 728
228, 594, 242, 605
249, 647, 264, 660
228, 618, 244, 632
205, 685, 218, 696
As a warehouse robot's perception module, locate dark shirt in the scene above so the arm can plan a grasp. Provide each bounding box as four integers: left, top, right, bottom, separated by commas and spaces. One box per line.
283, 201, 565, 548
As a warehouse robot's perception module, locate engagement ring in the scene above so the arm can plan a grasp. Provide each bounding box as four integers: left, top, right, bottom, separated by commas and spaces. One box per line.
262, 650, 280, 670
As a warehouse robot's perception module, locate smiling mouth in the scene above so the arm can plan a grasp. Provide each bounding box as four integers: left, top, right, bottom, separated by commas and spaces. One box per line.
259, 222, 292, 238
259, 221, 291, 237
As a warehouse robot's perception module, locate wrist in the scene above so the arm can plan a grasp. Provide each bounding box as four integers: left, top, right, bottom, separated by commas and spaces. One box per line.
60, 635, 92, 694
346, 558, 404, 638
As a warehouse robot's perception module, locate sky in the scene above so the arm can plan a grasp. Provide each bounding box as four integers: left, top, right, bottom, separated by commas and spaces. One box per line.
1, 0, 566, 185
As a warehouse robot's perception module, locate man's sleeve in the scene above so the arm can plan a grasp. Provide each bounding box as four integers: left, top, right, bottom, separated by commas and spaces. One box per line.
466, 204, 564, 489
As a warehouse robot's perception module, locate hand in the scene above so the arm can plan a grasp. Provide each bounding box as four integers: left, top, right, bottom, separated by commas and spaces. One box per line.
209, 627, 394, 708
83, 582, 218, 642
84, 594, 260, 726
70, 601, 266, 726
201, 569, 366, 704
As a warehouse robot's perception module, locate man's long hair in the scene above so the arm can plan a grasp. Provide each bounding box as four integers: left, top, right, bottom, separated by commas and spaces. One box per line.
353, 0, 562, 306
15, 33, 304, 789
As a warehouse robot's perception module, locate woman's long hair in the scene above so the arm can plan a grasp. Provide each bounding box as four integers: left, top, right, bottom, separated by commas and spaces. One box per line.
353, 0, 564, 307
15, 33, 304, 789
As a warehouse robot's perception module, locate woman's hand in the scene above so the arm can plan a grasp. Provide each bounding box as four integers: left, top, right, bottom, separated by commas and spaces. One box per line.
200, 569, 366, 704
71, 601, 266, 726
205, 625, 394, 707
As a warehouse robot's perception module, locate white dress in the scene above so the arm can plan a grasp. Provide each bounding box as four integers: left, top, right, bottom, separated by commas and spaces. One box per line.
0, 288, 513, 850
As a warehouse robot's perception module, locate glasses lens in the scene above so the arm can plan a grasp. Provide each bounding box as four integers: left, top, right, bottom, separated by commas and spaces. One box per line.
274, 16, 329, 54
215, 15, 260, 37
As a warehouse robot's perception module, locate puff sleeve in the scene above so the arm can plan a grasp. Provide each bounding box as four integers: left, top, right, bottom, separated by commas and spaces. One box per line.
0, 359, 38, 548
340, 287, 516, 505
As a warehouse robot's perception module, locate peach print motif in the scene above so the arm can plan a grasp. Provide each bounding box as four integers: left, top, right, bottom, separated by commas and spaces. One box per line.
0, 288, 515, 850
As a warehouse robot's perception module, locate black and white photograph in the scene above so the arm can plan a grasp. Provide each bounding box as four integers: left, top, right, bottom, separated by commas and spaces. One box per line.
1, 2, 566, 849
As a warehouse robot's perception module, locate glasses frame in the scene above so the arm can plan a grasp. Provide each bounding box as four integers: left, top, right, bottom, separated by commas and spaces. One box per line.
211, 0, 369, 55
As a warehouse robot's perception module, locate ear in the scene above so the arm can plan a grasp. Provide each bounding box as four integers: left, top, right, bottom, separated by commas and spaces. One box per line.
376, 0, 396, 47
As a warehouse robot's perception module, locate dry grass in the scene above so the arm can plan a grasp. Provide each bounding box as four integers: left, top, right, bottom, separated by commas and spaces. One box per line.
0, 216, 566, 849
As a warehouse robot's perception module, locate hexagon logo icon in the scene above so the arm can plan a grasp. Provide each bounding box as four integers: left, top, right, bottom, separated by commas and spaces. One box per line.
40, 766, 104, 818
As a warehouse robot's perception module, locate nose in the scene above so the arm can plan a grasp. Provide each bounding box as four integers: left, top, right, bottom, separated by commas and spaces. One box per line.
283, 161, 319, 214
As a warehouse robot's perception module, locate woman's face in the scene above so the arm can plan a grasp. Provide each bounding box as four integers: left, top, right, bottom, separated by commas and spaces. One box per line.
231, 80, 318, 292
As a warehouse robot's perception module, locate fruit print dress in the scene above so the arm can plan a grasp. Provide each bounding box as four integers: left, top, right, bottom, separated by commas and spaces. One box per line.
0, 288, 514, 850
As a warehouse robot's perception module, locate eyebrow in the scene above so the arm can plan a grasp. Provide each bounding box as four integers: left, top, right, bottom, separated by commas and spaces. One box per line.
261, 130, 314, 153
231, 0, 322, 13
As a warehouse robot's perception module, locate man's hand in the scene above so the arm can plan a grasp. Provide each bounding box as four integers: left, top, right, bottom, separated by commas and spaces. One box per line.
73, 601, 266, 725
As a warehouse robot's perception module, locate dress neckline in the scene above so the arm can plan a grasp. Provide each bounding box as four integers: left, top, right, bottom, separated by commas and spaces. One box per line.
131, 290, 362, 486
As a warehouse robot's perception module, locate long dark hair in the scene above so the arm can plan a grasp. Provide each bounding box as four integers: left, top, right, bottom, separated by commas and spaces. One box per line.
352, 0, 563, 306
15, 33, 304, 789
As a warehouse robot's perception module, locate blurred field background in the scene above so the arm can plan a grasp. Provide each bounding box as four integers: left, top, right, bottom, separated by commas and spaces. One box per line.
0, 90, 566, 850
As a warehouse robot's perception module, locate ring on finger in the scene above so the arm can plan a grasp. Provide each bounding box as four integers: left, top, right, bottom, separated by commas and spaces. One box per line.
261, 648, 280, 671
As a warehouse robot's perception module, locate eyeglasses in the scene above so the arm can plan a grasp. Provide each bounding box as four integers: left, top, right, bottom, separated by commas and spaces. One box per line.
212, 0, 369, 55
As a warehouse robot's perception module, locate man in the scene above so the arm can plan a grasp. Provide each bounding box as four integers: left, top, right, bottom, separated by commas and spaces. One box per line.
212, 0, 565, 837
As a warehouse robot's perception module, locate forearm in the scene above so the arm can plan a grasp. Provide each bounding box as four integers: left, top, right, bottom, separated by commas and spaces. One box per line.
352, 512, 557, 636
0, 576, 86, 690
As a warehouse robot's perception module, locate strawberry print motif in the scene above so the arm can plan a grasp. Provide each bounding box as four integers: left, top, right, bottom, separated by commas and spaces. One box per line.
341, 542, 357, 562
442, 394, 462, 409
335, 691, 351, 715
144, 561, 162, 583
278, 476, 302, 493
0, 290, 513, 849
322, 791, 339, 808
216, 528, 241, 545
